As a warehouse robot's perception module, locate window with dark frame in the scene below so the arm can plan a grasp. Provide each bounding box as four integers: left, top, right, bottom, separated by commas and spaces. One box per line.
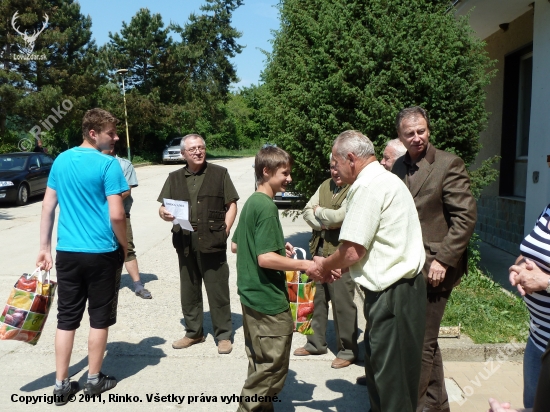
499, 44, 533, 198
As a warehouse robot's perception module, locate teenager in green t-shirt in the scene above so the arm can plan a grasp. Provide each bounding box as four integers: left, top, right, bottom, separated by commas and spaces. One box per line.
231, 145, 312, 412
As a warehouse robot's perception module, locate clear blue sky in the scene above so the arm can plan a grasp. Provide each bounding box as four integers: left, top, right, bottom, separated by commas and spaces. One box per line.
78, 0, 280, 89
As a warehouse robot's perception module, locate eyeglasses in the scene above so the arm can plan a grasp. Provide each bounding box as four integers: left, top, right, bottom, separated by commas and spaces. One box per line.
185, 146, 206, 153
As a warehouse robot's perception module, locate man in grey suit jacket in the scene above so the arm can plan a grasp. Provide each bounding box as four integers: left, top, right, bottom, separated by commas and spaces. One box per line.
391, 106, 477, 412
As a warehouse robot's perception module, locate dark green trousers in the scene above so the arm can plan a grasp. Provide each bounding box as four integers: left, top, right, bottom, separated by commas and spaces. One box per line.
238, 304, 293, 412
303, 271, 358, 361
363, 273, 426, 412
177, 231, 232, 341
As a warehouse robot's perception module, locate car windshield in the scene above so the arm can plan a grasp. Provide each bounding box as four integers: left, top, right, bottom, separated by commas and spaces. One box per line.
169, 138, 182, 147
0, 156, 27, 171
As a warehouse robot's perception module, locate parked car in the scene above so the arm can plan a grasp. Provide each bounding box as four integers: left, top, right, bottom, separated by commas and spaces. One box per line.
272, 184, 304, 206
0, 152, 54, 206
162, 137, 186, 164
252, 164, 304, 207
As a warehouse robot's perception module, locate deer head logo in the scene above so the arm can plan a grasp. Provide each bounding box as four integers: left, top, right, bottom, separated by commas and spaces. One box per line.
11, 11, 49, 56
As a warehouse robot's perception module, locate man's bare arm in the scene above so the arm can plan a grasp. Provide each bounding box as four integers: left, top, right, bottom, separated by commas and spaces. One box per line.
107, 194, 127, 257
306, 241, 366, 281
121, 188, 131, 200
36, 188, 58, 270
258, 252, 312, 272
225, 201, 237, 235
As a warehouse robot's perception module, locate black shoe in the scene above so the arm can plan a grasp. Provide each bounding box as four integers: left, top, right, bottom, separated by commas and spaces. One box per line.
53, 381, 80, 406
83, 372, 117, 395
356, 375, 367, 386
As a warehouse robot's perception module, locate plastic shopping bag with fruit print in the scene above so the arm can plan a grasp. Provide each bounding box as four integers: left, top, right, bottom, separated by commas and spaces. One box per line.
286, 248, 316, 335
0, 267, 56, 345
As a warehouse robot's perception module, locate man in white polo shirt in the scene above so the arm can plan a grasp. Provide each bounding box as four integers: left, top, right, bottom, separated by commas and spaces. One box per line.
307, 130, 426, 412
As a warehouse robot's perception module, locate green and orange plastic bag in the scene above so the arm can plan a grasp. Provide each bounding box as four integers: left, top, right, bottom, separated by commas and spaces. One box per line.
0, 268, 56, 345
286, 248, 315, 335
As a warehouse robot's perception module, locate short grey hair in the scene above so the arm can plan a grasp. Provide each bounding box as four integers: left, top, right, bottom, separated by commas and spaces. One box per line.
180, 134, 206, 150
386, 138, 407, 157
333, 130, 375, 160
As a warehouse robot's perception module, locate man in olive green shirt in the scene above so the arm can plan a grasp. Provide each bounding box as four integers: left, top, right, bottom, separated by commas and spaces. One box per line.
294, 158, 358, 369
158, 134, 238, 355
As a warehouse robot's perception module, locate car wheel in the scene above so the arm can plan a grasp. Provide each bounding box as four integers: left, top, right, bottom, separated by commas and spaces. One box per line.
15, 183, 29, 206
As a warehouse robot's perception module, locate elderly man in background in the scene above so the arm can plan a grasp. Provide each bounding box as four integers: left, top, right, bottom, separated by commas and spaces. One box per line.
157, 134, 239, 354
391, 106, 477, 412
307, 130, 426, 412
293, 156, 358, 369
380, 138, 407, 171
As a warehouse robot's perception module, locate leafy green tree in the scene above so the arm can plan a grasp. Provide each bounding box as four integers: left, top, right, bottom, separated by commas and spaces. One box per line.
103, 8, 171, 94
261, 0, 495, 198
170, 0, 243, 105
0, 0, 42, 138
0, 0, 102, 153
167, 0, 244, 139
98, 1, 245, 157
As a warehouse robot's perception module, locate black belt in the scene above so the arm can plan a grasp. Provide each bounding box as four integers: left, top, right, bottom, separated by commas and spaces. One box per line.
125, 213, 130, 218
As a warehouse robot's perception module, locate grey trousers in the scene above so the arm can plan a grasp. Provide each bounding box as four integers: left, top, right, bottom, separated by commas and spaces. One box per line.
238, 304, 293, 412
177, 231, 232, 341
363, 273, 426, 412
303, 271, 358, 361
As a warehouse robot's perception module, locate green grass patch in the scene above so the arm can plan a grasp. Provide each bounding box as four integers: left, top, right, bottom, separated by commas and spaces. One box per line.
130, 155, 150, 165
441, 267, 529, 344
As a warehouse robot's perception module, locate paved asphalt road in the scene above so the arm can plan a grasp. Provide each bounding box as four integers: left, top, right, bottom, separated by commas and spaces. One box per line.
0, 157, 374, 411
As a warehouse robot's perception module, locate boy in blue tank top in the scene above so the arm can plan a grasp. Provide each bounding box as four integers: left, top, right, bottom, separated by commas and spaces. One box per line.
35, 108, 129, 405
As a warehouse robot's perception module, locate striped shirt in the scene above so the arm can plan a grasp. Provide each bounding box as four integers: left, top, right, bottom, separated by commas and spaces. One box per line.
520, 204, 550, 352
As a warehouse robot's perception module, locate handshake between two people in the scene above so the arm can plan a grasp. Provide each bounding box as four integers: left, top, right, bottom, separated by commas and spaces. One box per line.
306, 256, 344, 284
284, 242, 342, 284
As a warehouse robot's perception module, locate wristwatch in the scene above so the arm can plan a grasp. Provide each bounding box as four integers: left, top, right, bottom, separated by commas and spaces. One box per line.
546, 278, 550, 294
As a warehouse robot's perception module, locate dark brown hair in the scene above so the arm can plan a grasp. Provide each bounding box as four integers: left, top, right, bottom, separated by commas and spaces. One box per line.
255, 145, 293, 183
82, 108, 119, 142
395, 106, 431, 133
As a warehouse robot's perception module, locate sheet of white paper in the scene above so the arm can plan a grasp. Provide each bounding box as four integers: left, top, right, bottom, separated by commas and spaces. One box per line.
163, 198, 194, 231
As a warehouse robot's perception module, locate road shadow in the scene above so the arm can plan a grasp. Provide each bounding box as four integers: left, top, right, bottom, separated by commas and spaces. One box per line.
279, 369, 316, 410
119, 272, 159, 291
0, 194, 44, 213
19, 337, 166, 392
179, 311, 243, 341
285, 376, 371, 411
0, 209, 13, 220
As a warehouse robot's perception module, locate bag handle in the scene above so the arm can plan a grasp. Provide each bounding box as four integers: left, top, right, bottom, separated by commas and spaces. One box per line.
27, 267, 51, 284
293, 247, 307, 260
